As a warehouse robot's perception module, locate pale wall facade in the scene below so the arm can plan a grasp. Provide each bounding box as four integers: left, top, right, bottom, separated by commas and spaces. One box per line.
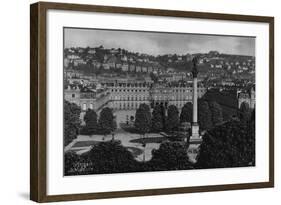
64, 83, 207, 127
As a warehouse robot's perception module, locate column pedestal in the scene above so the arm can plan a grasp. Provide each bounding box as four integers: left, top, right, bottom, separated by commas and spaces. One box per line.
190, 123, 202, 142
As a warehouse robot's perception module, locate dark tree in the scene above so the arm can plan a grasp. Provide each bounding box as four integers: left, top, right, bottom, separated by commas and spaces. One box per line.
166, 105, 180, 132
81, 109, 98, 135
248, 109, 256, 164
134, 104, 151, 136
64, 151, 80, 175
98, 107, 115, 135
239, 102, 251, 122
64, 101, 81, 146
150, 72, 158, 83
196, 120, 255, 169
251, 108, 255, 121
87, 141, 140, 174
180, 102, 193, 123
209, 101, 223, 126
64, 151, 92, 175
148, 142, 191, 171
198, 101, 213, 130
151, 104, 165, 132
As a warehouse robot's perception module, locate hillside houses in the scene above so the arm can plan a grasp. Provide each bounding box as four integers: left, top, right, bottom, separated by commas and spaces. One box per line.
63, 47, 255, 83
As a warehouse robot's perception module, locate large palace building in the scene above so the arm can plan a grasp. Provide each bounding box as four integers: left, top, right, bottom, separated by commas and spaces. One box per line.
102, 80, 206, 110
106, 82, 151, 111
64, 80, 207, 127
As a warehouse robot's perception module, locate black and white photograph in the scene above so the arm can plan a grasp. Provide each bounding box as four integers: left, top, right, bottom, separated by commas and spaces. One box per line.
63, 27, 256, 176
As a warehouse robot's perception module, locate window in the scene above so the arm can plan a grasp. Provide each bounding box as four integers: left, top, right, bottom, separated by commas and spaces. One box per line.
72, 94, 75, 98
82, 103, 87, 111
89, 103, 93, 109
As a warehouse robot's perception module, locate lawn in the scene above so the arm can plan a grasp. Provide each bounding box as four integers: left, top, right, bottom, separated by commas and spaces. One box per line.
126, 146, 143, 158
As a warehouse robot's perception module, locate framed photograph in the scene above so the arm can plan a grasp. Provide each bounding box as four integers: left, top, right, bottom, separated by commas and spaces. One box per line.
30, 1, 274, 202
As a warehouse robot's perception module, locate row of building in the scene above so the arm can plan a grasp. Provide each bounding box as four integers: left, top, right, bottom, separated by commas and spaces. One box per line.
64, 80, 207, 127
65, 81, 207, 112
65, 85, 256, 129
65, 55, 165, 73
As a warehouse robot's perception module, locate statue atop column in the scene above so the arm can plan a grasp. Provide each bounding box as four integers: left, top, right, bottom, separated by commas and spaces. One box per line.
192, 56, 198, 78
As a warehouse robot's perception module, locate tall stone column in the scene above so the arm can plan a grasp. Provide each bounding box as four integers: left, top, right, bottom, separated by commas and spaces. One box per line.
193, 77, 198, 123
186, 57, 202, 164
190, 57, 200, 140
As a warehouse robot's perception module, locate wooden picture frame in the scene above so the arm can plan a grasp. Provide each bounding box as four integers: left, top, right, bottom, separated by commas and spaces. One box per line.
30, 1, 274, 202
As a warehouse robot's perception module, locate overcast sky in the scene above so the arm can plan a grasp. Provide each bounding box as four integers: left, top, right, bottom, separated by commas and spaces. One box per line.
64, 28, 255, 56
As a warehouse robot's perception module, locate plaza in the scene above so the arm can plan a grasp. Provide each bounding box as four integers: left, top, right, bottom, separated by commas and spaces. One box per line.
65, 129, 165, 161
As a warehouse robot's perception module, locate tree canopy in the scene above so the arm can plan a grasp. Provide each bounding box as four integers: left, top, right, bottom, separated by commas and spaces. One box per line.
98, 107, 115, 135
166, 105, 180, 132
151, 104, 165, 132
64, 101, 81, 146
64, 140, 195, 175
180, 102, 193, 123
198, 100, 213, 130
64, 151, 92, 175
81, 109, 98, 135
196, 118, 255, 169
134, 103, 151, 135
150, 72, 159, 83
148, 142, 191, 171
86, 141, 140, 174
209, 101, 223, 126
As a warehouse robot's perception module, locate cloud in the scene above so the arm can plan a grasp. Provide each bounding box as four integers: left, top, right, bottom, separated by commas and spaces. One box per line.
64, 28, 255, 56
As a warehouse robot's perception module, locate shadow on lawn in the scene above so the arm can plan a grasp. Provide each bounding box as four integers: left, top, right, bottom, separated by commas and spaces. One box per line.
130, 136, 168, 144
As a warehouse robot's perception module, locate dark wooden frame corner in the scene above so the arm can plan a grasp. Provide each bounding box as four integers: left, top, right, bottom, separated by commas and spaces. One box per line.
30, 1, 274, 203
